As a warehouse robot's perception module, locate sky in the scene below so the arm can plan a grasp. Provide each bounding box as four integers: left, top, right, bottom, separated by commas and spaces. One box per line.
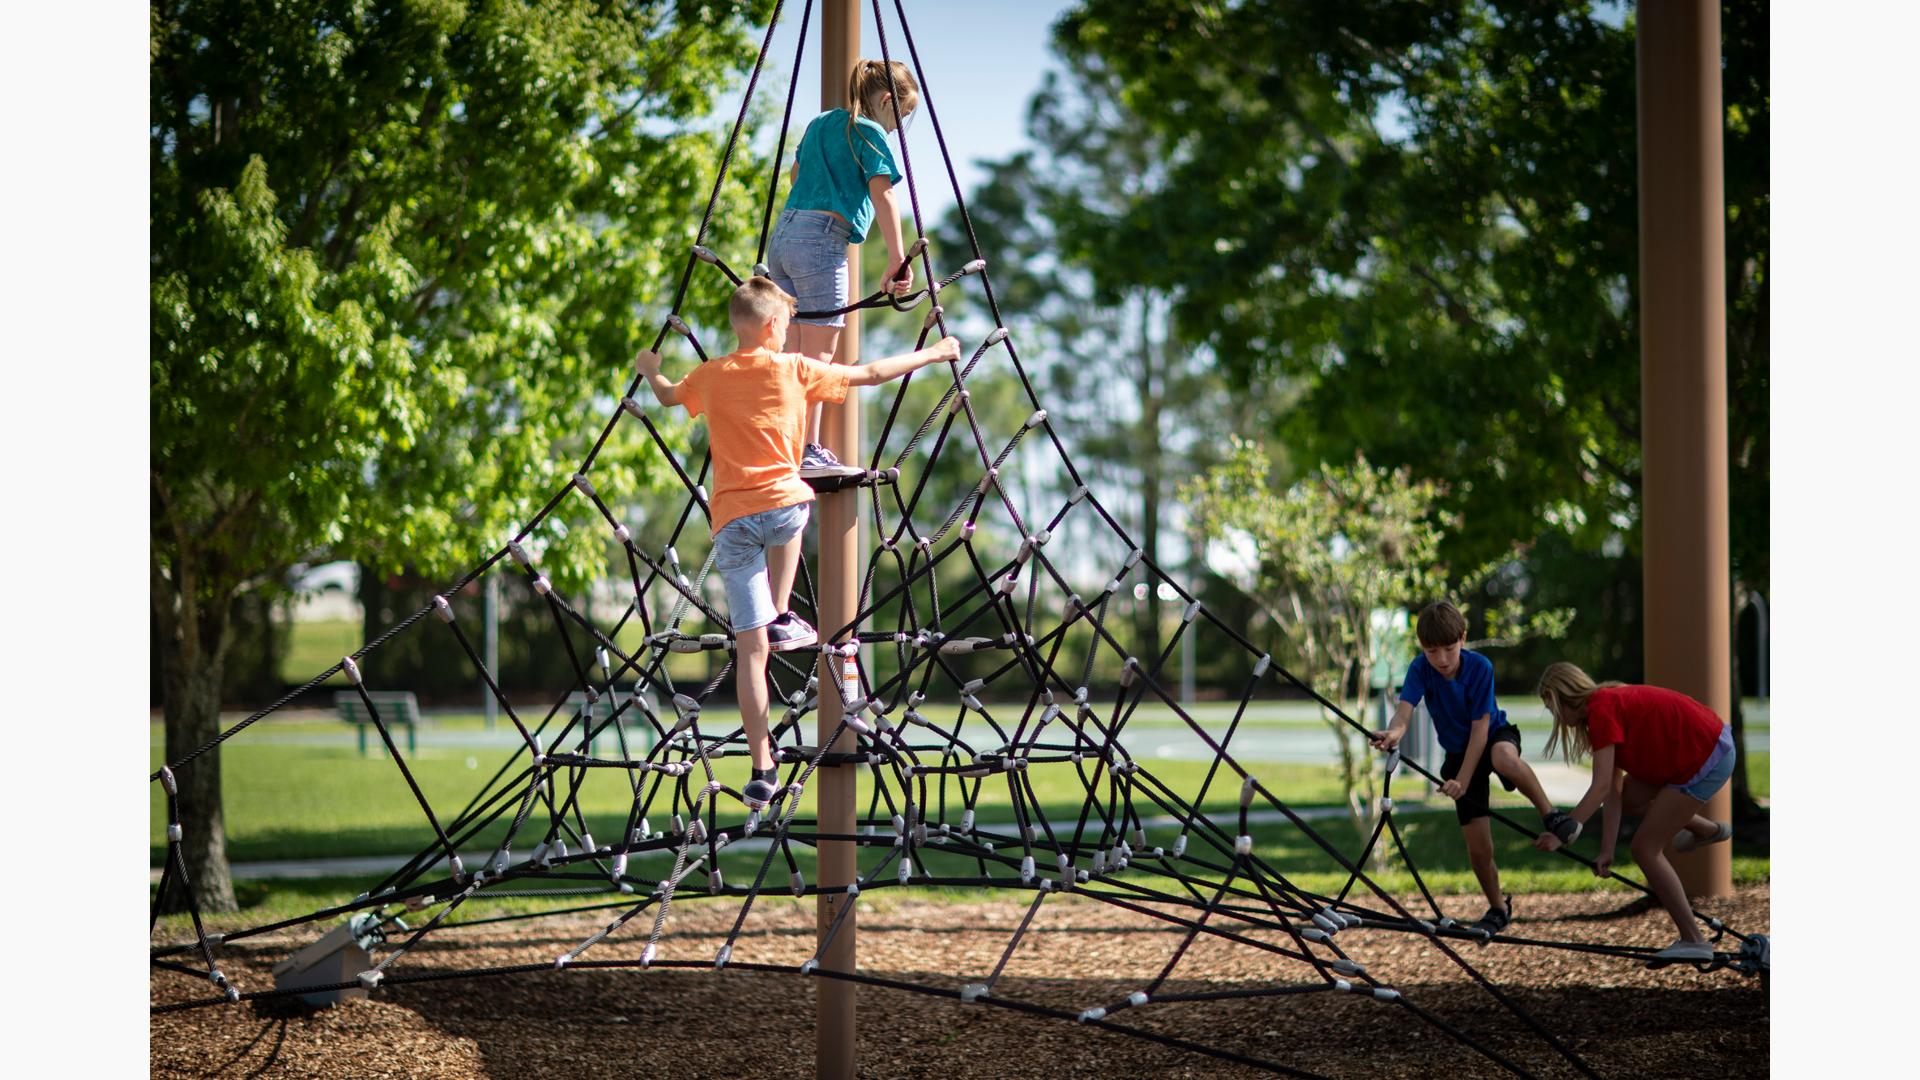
715, 0, 1081, 227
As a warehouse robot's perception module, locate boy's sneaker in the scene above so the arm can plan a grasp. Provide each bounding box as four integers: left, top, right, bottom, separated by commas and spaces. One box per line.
1471, 895, 1513, 936
1648, 938, 1714, 966
800, 443, 865, 484
767, 612, 817, 653
1543, 810, 1582, 845
743, 767, 781, 811
1673, 821, 1732, 852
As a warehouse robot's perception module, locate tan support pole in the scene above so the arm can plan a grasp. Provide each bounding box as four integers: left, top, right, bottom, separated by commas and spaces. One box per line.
816, 0, 861, 1075
1638, 0, 1733, 898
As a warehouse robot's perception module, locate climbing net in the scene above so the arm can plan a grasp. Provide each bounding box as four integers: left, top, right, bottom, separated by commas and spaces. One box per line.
150, 2, 1766, 1075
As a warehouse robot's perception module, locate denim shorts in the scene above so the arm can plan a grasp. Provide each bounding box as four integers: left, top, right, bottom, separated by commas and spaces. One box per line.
766, 208, 851, 328
713, 502, 811, 632
1671, 724, 1737, 801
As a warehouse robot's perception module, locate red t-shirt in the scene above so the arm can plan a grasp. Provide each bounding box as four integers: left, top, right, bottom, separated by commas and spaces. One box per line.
1585, 685, 1725, 784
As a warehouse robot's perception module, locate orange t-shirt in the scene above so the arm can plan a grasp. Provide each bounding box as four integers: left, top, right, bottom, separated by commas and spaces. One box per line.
673, 345, 851, 534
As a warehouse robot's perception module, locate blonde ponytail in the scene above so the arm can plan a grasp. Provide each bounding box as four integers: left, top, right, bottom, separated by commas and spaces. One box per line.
843, 58, 920, 158
1536, 662, 1625, 763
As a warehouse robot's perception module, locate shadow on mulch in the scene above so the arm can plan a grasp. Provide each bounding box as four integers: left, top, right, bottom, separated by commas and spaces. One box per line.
355, 967, 1763, 1080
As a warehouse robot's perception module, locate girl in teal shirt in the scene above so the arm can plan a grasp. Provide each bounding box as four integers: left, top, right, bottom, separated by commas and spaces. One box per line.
768, 58, 919, 480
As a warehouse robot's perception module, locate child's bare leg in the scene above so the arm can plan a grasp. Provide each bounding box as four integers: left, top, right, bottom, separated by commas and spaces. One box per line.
788, 323, 843, 444
1492, 742, 1554, 818
1622, 773, 1717, 838
767, 530, 804, 615
1461, 817, 1503, 911
1631, 787, 1712, 942
736, 625, 775, 771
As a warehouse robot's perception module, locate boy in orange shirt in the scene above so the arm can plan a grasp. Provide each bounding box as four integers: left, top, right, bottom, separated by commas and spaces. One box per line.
633, 277, 959, 809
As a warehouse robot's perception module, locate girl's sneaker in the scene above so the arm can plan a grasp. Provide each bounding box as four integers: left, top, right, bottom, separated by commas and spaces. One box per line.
1648, 938, 1714, 965
1673, 821, 1732, 852
743, 767, 781, 811
767, 612, 817, 652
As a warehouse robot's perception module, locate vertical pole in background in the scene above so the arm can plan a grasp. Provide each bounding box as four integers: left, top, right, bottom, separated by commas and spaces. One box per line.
483, 574, 500, 731
817, 1, 860, 1076
1638, 0, 1733, 897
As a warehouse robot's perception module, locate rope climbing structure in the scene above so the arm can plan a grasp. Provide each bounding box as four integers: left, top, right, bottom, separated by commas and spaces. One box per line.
150, 2, 1766, 1075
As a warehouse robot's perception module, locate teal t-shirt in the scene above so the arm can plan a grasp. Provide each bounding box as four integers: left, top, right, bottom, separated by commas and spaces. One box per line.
785, 109, 902, 244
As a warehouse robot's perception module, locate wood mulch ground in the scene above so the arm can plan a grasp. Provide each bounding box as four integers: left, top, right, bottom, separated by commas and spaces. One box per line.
152, 884, 1768, 1079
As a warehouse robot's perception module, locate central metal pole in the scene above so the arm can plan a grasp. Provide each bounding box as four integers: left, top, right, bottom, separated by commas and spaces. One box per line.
816, 1, 861, 1075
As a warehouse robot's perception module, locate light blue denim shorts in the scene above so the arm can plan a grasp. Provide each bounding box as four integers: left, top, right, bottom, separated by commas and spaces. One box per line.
713, 501, 811, 632
766, 208, 851, 328
1671, 724, 1736, 801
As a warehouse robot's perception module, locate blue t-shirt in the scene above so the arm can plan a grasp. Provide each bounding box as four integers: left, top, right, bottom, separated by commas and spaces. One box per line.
785, 109, 902, 244
1398, 650, 1508, 754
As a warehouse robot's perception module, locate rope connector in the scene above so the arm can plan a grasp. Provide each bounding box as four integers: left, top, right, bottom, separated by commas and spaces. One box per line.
614, 523, 633, 545
619, 396, 644, 419
1252, 653, 1272, 677
1235, 834, 1254, 855
1078, 1007, 1105, 1024
1128, 991, 1149, 1007
1240, 775, 1258, 808
961, 258, 987, 275
508, 540, 531, 567
692, 245, 719, 265
1383, 748, 1402, 775
167, 823, 183, 842
922, 304, 945, 332
357, 970, 383, 990
532, 575, 552, 596
713, 944, 732, 968
1183, 600, 1202, 623
159, 766, 177, 796
666, 314, 691, 336
961, 982, 989, 1003
571, 473, 597, 498
751, 262, 770, 278
986, 327, 1010, 347
341, 655, 363, 686
432, 595, 454, 623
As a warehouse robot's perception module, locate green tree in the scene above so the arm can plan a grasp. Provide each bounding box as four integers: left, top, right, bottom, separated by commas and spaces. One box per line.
938, 58, 1275, 664
1184, 441, 1567, 848
151, 0, 774, 911
1053, 0, 1768, 683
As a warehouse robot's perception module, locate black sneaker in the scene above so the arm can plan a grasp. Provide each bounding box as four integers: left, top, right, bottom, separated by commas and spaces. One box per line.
1472, 895, 1513, 935
766, 612, 817, 653
1543, 810, 1582, 845
743, 767, 780, 811
799, 443, 864, 482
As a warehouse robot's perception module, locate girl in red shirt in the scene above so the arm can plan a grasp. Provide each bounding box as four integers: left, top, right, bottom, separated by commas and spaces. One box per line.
1530, 662, 1735, 964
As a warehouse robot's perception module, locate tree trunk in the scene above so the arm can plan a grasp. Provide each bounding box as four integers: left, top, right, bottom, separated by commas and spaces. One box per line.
156, 580, 239, 915
1726, 584, 1763, 822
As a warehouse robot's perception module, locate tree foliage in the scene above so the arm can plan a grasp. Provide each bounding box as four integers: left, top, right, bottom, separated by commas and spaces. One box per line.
150, 0, 775, 909
1183, 440, 1568, 844
1053, 0, 1768, 677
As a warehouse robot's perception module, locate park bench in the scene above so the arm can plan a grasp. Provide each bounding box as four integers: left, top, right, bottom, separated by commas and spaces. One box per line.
334, 690, 424, 757
561, 689, 659, 759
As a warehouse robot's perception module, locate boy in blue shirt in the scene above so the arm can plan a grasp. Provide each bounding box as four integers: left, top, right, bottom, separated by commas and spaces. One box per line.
1369, 601, 1562, 934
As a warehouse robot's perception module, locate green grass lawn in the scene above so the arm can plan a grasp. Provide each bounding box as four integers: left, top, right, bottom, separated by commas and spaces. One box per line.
156, 802, 1770, 934
153, 695, 1773, 933
149, 733, 1353, 865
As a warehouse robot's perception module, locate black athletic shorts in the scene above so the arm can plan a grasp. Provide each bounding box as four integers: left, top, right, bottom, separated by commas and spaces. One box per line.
1441, 723, 1522, 825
